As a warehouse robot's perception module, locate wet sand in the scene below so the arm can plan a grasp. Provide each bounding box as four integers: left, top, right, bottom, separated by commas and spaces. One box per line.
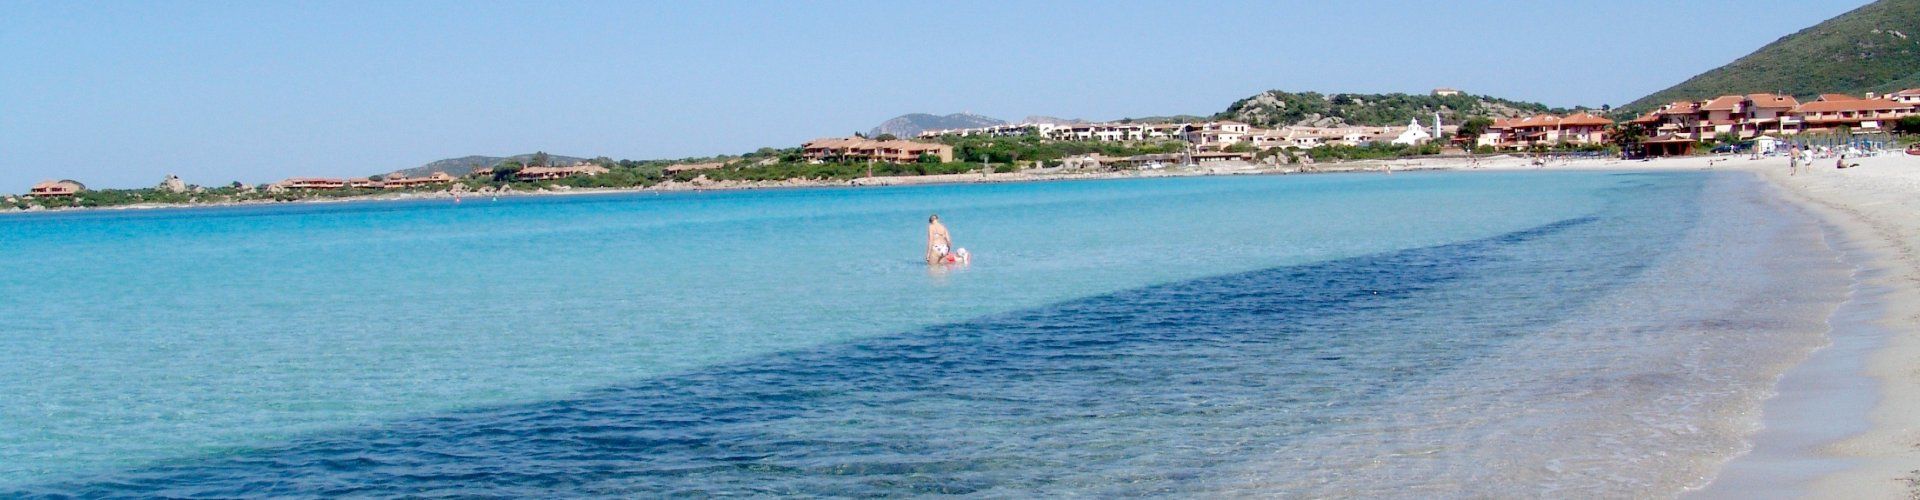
1487, 152, 1920, 497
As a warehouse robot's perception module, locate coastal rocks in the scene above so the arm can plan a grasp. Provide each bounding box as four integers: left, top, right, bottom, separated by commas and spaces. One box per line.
159, 174, 187, 193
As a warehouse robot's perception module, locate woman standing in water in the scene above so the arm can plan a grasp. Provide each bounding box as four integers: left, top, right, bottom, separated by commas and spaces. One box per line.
926, 214, 969, 265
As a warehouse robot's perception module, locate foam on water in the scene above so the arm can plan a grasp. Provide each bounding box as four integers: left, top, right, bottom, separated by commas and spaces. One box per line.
0, 171, 1848, 496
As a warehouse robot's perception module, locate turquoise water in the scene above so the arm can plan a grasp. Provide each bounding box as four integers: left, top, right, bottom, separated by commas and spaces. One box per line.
0, 171, 1847, 495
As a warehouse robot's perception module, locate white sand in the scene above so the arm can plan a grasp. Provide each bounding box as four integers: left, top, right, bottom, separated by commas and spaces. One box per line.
1464, 152, 1920, 498
1741, 153, 1920, 499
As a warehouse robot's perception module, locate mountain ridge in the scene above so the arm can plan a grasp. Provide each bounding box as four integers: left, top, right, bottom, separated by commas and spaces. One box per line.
867, 113, 1006, 138
1621, 0, 1920, 114
389, 153, 589, 178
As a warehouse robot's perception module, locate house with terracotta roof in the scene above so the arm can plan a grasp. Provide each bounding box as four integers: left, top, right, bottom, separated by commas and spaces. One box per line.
28, 180, 85, 198
801, 138, 954, 164
1186, 129, 1249, 150
1697, 95, 1747, 137
516, 163, 612, 181
1795, 97, 1913, 132
1891, 88, 1920, 104
1477, 113, 1612, 150
1649, 101, 1704, 139
1743, 93, 1803, 136
383, 172, 456, 189
273, 178, 348, 190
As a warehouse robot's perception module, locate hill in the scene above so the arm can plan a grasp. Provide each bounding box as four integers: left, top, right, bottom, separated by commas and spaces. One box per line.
868, 113, 1005, 138
1621, 0, 1920, 114
1216, 90, 1564, 128
391, 153, 588, 178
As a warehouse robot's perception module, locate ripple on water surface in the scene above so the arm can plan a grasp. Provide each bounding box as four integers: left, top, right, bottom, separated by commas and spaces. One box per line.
1, 172, 1850, 497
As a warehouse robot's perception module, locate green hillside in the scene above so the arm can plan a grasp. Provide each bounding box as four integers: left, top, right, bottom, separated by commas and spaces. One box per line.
1621, 0, 1920, 114
1215, 90, 1566, 128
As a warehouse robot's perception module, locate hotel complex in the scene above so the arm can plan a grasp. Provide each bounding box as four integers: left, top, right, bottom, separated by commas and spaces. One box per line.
919, 89, 1920, 154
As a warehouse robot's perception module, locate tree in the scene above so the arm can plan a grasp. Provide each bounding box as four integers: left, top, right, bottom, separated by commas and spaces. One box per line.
1608, 122, 1646, 147
1455, 117, 1493, 150
1608, 122, 1647, 158
530, 151, 551, 168
368, 174, 385, 182
1896, 116, 1920, 135
492, 160, 525, 182
875, 134, 898, 141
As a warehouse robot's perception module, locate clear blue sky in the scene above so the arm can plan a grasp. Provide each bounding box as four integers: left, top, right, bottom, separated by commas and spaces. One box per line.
0, 0, 1872, 190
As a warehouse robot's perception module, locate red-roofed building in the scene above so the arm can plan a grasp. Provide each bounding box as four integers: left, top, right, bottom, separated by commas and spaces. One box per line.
1796, 97, 1914, 132
1891, 88, 1920, 104
1743, 93, 1803, 136
1475, 113, 1612, 150
803, 138, 954, 164
274, 178, 348, 190
28, 180, 85, 198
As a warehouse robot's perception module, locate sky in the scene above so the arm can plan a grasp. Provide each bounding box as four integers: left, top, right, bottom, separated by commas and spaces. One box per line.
0, 0, 1875, 190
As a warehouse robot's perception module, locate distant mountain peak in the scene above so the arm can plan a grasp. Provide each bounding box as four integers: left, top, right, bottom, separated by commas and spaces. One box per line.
868, 113, 1005, 138
1020, 116, 1089, 125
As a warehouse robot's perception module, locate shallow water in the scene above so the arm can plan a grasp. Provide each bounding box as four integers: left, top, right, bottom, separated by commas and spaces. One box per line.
0, 171, 1846, 496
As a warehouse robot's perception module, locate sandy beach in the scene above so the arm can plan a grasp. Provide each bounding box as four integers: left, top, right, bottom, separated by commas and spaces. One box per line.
1476, 152, 1920, 498
1736, 153, 1920, 499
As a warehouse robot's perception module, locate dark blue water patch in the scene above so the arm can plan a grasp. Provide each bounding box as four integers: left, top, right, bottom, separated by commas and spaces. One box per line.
13, 176, 1706, 498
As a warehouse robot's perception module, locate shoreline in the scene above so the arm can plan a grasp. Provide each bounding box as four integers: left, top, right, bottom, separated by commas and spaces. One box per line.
1735, 154, 1920, 499
0, 156, 1495, 216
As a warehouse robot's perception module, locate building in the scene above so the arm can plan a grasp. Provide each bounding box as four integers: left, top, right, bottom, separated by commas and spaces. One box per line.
274, 178, 348, 190
1696, 95, 1746, 136
1743, 93, 1803, 136
516, 163, 611, 181
802, 138, 955, 164
1795, 95, 1913, 132
1432, 87, 1463, 97
1890, 88, 1920, 104
1479, 113, 1612, 149
28, 180, 85, 198
1389, 119, 1432, 145
383, 172, 457, 189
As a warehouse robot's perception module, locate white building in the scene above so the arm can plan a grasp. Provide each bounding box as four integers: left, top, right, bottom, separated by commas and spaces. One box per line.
1389, 119, 1432, 145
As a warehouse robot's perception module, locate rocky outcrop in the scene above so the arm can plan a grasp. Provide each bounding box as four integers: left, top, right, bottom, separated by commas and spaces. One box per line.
158, 174, 187, 193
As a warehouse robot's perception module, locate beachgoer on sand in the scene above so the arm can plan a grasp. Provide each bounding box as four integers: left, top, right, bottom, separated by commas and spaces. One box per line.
1788, 145, 1799, 175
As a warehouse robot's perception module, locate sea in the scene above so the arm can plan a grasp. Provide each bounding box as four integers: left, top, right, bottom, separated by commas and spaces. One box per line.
0, 170, 1852, 497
